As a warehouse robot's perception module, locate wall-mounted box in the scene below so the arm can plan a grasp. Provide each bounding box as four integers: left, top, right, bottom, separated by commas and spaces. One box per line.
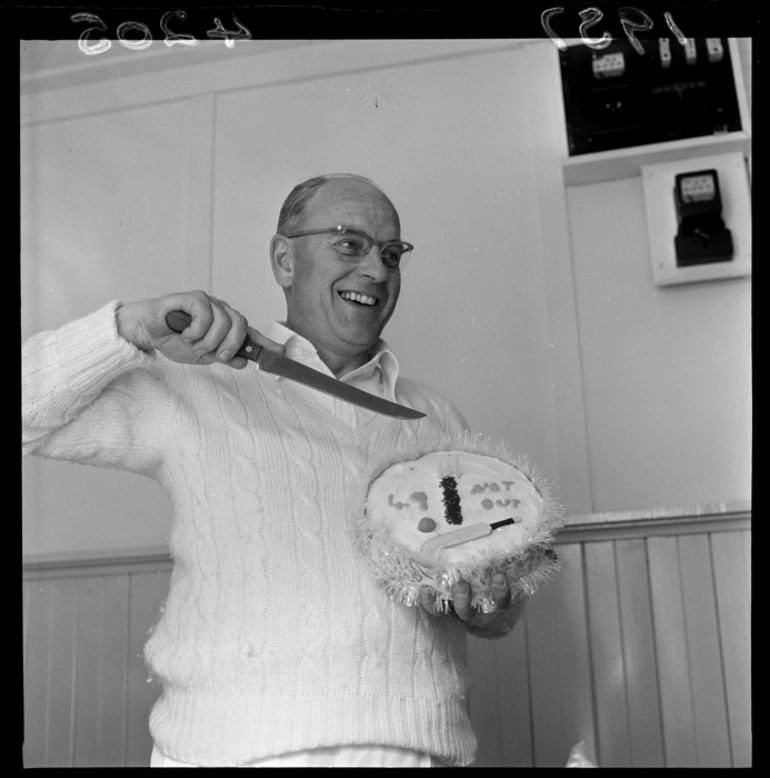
560, 36, 742, 156
641, 152, 751, 286
559, 38, 751, 186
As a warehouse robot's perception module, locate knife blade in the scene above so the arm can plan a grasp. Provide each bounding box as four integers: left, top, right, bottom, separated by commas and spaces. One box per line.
165, 310, 426, 420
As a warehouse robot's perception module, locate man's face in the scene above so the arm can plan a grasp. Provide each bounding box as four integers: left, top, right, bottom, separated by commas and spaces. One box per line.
277, 179, 403, 366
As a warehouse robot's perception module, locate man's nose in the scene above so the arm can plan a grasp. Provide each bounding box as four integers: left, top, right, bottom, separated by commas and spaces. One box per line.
358, 245, 390, 281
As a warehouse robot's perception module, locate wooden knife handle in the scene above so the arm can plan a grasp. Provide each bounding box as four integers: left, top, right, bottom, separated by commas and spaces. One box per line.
164, 310, 261, 361
165, 310, 193, 334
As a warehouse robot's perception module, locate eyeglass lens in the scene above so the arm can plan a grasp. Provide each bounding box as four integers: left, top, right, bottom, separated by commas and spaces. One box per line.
332, 231, 409, 268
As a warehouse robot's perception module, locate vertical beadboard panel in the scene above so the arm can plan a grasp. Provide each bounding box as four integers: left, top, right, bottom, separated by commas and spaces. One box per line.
527, 543, 593, 767
552, 543, 595, 759
743, 530, 750, 585
614, 538, 665, 767
22, 578, 32, 758
647, 535, 697, 766
496, 613, 533, 767
73, 574, 130, 766
584, 541, 632, 767
73, 576, 104, 765
711, 531, 751, 767
23, 580, 31, 663
677, 534, 731, 766
527, 577, 568, 766
96, 575, 131, 766
468, 634, 501, 766
23, 580, 53, 767
45, 577, 79, 766
22, 519, 748, 769
125, 569, 170, 767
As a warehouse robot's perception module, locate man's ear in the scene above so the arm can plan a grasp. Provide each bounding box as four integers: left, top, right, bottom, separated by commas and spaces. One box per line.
270, 234, 294, 289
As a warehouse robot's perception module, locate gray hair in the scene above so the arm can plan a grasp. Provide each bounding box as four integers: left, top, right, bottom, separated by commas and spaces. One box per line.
276, 173, 391, 235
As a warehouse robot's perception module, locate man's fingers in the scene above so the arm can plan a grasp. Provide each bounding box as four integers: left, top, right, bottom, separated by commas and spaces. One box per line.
490, 573, 511, 611
171, 291, 214, 342
189, 300, 232, 358
451, 580, 474, 621
418, 586, 435, 614
212, 300, 249, 363
245, 326, 286, 356
422, 577, 512, 622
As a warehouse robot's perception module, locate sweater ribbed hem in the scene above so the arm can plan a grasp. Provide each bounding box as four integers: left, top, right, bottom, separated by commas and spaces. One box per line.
149, 690, 477, 767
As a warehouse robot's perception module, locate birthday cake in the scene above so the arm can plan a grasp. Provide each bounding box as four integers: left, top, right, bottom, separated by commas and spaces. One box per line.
354, 436, 563, 613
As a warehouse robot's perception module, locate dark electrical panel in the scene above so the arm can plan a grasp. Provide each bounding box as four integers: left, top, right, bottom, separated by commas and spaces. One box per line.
559, 37, 742, 156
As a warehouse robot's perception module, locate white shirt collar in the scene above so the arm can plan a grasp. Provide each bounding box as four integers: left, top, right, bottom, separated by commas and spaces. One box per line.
264, 321, 400, 399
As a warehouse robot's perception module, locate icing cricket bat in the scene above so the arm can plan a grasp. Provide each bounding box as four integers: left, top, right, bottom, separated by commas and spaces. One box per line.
420, 518, 515, 555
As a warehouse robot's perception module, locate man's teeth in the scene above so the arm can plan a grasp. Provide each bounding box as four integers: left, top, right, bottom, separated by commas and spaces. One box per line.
339, 291, 377, 306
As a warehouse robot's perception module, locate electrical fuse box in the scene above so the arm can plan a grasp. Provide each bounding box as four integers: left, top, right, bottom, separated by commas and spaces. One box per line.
559, 36, 742, 156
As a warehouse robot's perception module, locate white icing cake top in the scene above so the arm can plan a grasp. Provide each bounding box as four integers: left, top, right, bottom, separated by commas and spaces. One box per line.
365, 450, 544, 566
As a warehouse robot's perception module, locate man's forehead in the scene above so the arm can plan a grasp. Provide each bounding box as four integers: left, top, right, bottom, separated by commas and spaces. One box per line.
306, 180, 400, 230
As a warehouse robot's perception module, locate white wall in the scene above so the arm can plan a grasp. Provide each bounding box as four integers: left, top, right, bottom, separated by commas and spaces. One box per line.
21, 94, 215, 555
565, 179, 751, 511
21, 37, 751, 556
561, 38, 752, 512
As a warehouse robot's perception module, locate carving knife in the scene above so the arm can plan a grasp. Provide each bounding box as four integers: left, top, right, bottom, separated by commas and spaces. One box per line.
165, 310, 425, 420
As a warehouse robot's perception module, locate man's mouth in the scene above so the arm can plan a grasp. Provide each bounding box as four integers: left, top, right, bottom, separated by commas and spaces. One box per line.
338, 290, 378, 307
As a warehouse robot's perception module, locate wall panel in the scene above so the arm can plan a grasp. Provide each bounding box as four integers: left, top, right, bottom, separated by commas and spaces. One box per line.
711, 531, 752, 767
564, 176, 751, 513
496, 616, 533, 767
21, 94, 215, 559
525, 574, 569, 766
614, 538, 665, 767
678, 535, 731, 766
23, 580, 52, 767
467, 633, 501, 765
22, 565, 171, 768
584, 541, 632, 767
648, 535, 698, 766
23, 516, 750, 769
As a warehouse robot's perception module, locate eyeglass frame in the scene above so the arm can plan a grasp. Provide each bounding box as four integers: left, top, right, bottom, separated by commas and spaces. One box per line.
281, 225, 414, 270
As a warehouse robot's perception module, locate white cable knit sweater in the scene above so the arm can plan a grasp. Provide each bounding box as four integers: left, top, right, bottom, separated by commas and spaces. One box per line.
22, 302, 478, 767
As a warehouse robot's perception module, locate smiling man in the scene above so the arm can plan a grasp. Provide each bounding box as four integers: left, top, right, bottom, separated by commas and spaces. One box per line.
271, 175, 403, 376
22, 173, 523, 768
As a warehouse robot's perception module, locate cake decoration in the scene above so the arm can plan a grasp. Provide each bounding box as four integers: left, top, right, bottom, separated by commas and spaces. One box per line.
352, 433, 564, 615
440, 476, 463, 525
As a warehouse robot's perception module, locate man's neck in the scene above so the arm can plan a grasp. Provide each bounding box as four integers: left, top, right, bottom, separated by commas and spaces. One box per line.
315, 344, 372, 378
279, 322, 374, 378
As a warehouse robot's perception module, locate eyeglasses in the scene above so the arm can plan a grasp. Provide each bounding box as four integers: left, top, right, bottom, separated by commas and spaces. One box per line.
283, 225, 414, 271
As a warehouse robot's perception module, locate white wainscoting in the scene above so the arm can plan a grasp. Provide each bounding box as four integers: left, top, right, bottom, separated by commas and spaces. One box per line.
23, 507, 750, 767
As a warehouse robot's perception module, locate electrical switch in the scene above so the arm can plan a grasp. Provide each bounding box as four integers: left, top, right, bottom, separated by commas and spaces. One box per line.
684, 38, 697, 64
706, 38, 724, 63
673, 169, 733, 266
658, 38, 672, 68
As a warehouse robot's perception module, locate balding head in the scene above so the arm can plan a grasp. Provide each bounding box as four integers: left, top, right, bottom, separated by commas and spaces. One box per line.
277, 174, 398, 236
269, 173, 403, 376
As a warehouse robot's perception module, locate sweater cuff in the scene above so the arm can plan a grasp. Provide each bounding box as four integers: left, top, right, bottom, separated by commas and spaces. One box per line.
53, 300, 158, 399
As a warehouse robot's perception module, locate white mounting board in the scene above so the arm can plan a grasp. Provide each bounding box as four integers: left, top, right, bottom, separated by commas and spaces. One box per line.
641, 151, 751, 286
